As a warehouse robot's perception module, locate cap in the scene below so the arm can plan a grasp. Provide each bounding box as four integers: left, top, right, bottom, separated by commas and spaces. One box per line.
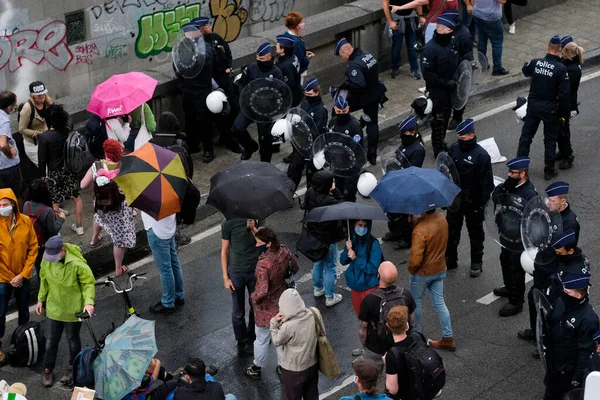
334, 95, 348, 110
334, 38, 349, 56
456, 118, 474, 136
304, 77, 319, 91
257, 42, 272, 56
8, 383, 27, 396
551, 228, 576, 249
545, 181, 569, 197
561, 36, 573, 47
550, 35, 561, 45
195, 16, 211, 27
441, 9, 460, 23
43, 235, 63, 263
506, 156, 530, 170
276, 34, 295, 47
437, 16, 457, 30
29, 81, 47, 95
562, 272, 591, 289
399, 116, 417, 134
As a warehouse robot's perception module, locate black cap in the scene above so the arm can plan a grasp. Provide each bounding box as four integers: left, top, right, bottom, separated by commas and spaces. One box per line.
29, 81, 47, 95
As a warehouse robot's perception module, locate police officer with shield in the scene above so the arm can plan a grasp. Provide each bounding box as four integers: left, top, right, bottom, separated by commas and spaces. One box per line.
545, 230, 589, 305
445, 119, 494, 277
517, 35, 570, 180
420, 15, 460, 157
492, 157, 538, 317
333, 38, 387, 165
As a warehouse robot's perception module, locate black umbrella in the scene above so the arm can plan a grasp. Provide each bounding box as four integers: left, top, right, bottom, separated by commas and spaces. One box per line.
304, 202, 388, 223
206, 160, 295, 220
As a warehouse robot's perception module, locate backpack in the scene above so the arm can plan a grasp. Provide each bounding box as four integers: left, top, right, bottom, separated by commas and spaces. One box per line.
25, 203, 50, 246
72, 345, 101, 388
64, 131, 91, 174
85, 115, 108, 159
7, 321, 46, 367
16, 100, 35, 129
366, 235, 385, 263
93, 162, 124, 212
391, 332, 446, 400
167, 143, 193, 179
372, 287, 411, 350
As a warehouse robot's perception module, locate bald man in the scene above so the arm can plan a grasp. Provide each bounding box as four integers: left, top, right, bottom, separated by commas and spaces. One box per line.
357, 262, 416, 369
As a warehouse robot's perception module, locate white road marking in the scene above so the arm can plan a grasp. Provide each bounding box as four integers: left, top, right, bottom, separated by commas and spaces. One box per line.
476, 273, 533, 305
319, 375, 356, 399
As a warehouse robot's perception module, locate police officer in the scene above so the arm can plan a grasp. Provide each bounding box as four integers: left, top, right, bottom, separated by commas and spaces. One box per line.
286, 77, 328, 190
275, 35, 303, 107
333, 38, 387, 165
543, 271, 599, 400
176, 18, 216, 162
421, 15, 460, 158
232, 42, 283, 162
546, 181, 580, 243
517, 35, 570, 180
492, 157, 538, 317
328, 95, 362, 202
382, 116, 425, 249
445, 119, 494, 277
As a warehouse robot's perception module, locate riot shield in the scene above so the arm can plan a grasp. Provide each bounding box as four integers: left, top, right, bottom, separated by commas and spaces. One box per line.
172, 27, 206, 79
239, 77, 292, 123
380, 146, 411, 175
451, 60, 473, 110
471, 51, 489, 93
312, 132, 367, 177
436, 152, 461, 212
484, 192, 527, 251
521, 196, 563, 265
285, 108, 319, 158
533, 288, 553, 373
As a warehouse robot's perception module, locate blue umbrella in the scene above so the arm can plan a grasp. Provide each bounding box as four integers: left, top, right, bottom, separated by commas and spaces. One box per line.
370, 167, 461, 215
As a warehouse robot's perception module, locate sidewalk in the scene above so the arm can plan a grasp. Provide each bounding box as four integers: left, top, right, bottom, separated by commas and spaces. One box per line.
55, 0, 600, 271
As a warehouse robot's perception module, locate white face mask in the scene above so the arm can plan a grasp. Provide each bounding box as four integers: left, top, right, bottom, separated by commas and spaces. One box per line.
0, 206, 12, 217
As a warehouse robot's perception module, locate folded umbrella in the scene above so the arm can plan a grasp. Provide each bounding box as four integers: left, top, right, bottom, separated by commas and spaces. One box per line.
370, 167, 460, 215
304, 202, 388, 223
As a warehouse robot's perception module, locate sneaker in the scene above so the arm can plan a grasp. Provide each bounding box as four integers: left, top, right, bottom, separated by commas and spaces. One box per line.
558, 155, 574, 170
43, 368, 54, 387
492, 68, 510, 76
518, 328, 535, 342
71, 224, 84, 236
326, 293, 343, 307
410, 70, 421, 80
493, 286, 510, 297
60, 366, 73, 384
509, 23, 516, 34
245, 364, 262, 380
470, 262, 482, 278
149, 301, 176, 314
313, 287, 325, 297
499, 302, 524, 317
390, 69, 399, 79
174, 298, 185, 307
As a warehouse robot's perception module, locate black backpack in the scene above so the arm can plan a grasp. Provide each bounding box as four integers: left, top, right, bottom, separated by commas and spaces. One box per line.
372, 287, 411, 350
366, 235, 385, 263
64, 131, 91, 174
8, 321, 46, 367
93, 162, 124, 212
17, 100, 35, 129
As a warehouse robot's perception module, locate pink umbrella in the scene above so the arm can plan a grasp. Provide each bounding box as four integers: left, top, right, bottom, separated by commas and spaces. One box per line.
87, 72, 158, 119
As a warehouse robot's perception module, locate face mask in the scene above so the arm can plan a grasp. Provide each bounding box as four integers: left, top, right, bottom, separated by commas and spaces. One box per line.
305, 95, 321, 104
257, 244, 267, 255
258, 59, 274, 69
298, 22, 305, 30
458, 137, 476, 151
355, 226, 368, 236
503, 176, 519, 191
435, 32, 452, 45
401, 134, 416, 146
562, 291, 583, 308
336, 113, 350, 123
0, 206, 12, 217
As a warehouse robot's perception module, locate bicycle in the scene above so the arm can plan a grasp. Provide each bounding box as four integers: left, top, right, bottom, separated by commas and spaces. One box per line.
95, 272, 147, 321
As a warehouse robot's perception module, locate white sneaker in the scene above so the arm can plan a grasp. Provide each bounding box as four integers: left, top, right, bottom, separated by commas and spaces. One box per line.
326, 293, 343, 307
71, 224, 84, 236
313, 287, 325, 297
509, 23, 516, 34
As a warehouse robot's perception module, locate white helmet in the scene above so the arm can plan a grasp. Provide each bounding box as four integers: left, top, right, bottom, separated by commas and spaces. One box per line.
271, 119, 292, 141
313, 150, 326, 170
357, 172, 378, 197
520, 249, 536, 276
206, 90, 228, 114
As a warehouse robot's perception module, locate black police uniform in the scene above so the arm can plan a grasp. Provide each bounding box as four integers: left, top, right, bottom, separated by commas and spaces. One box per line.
445, 137, 494, 270
545, 248, 590, 306
338, 48, 387, 161
176, 41, 215, 154
276, 52, 304, 107
517, 54, 570, 176
450, 21, 474, 126
421, 32, 460, 157
232, 60, 282, 162
543, 295, 599, 400
286, 96, 328, 189
327, 114, 363, 202
557, 58, 582, 165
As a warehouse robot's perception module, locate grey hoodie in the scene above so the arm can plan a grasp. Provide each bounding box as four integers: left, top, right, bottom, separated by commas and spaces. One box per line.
270, 288, 323, 371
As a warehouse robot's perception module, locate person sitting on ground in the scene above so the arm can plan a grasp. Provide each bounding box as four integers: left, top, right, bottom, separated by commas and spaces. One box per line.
36, 235, 96, 388
340, 359, 393, 400
173, 358, 237, 400
123, 358, 174, 400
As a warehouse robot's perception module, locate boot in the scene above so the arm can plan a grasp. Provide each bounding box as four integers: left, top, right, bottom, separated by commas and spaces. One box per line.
428, 337, 456, 352
60, 366, 73, 384
470, 262, 482, 278
558, 155, 574, 170
544, 168, 558, 180
493, 286, 509, 297
517, 328, 535, 342
447, 118, 461, 131
43, 368, 54, 387
499, 302, 523, 317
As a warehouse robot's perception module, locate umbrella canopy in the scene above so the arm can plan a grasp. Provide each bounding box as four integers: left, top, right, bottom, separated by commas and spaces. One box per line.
93, 316, 158, 400
207, 160, 295, 220
114, 143, 187, 220
87, 72, 158, 119
304, 202, 388, 223
370, 167, 460, 215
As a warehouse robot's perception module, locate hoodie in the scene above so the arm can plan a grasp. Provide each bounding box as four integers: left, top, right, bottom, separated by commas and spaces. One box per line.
340, 220, 381, 292
270, 289, 322, 371
0, 188, 38, 283
304, 170, 344, 244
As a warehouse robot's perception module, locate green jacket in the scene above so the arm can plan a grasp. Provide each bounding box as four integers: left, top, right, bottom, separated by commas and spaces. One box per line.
130, 103, 156, 132
38, 243, 96, 322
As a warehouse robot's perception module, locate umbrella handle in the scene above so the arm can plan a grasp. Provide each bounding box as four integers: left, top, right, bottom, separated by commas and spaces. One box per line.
347, 219, 350, 241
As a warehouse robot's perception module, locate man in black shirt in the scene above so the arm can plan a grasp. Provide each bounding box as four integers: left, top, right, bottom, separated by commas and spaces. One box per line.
385, 305, 416, 399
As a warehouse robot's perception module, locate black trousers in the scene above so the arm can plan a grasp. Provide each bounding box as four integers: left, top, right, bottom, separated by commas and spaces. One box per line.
452, 105, 465, 122
544, 369, 574, 400
504, 0, 528, 24
517, 109, 561, 173
387, 213, 413, 243
232, 114, 274, 162
213, 77, 241, 147
281, 363, 319, 400
335, 175, 359, 202
363, 102, 380, 157
557, 116, 573, 158
446, 203, 485, 264
287, 150, 317, 190
44, 318, 82, 370
430, 92, 452, 156
182, 93, 214, 153
500, 248, 526, 305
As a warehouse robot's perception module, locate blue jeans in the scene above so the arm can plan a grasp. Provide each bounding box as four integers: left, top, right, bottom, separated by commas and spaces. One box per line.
0, 279, 31, 347
229, 271, 256, 343
391, 22, 419, 72
313, 243, 338, 298
147, 229, 184, 308
425, 23, 436, 43
253, 326, 280, 368
460, 1, 476, 41
474, 17, 504, 72
409, 270, 453, 338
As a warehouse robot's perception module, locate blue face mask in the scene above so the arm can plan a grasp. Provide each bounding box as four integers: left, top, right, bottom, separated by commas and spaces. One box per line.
354, 226, 368, 236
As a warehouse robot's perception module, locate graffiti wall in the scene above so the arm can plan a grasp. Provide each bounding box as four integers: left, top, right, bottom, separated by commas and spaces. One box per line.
0, 0, 347, 99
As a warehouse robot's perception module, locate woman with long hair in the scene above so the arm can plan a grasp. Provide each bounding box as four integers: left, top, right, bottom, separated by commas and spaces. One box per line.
19, 81, 53, 168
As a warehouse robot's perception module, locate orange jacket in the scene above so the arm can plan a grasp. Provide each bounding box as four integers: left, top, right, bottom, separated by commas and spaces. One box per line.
0, 188, 38, 282
408, 211, 448, 276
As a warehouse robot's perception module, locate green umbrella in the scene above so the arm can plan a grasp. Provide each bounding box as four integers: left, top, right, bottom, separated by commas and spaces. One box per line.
93, 316, 158, 400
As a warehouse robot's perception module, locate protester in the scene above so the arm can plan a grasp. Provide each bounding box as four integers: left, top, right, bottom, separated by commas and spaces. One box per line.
19, 81, 52, 168
270, 288, 320, 400
123, 357, 176, 400
174, 358, 237, 400
384, 305, 414, 399
473, 0, 510, 76
408, 209, 455, 351
0, 91, 23, 202
383, 0, 420, 80
0, 188, 37, 364
504, 0, 527, 34
35, 235, 96, 387
105, 114, 131, 144
37, 104, 84, 235
282, 12, 313, 75
85, 114, 108, 160
124, 103, 156, 152
80, 139, 136, 277
340, 359, 393, 400
340, 219, 382, 316
246, 227, 299, 380
390, 0, 459, 43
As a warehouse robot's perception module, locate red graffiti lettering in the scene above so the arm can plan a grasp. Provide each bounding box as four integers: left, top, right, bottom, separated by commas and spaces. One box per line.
75, 43, 100, 56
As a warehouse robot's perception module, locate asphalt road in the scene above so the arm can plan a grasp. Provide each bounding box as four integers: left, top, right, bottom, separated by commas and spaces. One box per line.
3, 68, 600, 400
